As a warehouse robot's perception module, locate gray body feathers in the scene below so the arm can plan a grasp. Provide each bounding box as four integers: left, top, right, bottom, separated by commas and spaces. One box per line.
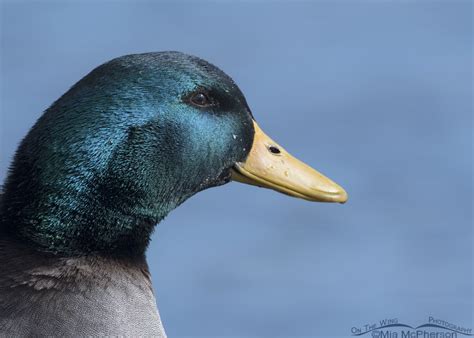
0, 235, 166, 337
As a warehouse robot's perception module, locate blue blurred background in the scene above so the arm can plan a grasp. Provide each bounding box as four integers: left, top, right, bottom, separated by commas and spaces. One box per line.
1, 1, 472, 337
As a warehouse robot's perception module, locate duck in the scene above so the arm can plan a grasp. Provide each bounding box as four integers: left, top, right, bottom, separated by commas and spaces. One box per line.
0, 51, 347, 336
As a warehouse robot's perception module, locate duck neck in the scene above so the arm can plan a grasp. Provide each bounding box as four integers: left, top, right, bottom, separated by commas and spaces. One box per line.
0, 133, 195, 257
0, 107, 206, 256
0, 170, 184, 257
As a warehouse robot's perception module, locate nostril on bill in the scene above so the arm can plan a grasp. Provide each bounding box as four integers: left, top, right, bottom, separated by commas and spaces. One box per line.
268, 145, 281, 155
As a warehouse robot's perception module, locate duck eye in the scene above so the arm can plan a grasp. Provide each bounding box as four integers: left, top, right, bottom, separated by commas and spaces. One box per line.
190, 92, 211, 107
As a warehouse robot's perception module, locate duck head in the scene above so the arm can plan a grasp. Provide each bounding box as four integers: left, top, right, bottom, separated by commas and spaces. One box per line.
1, 52, 347, 257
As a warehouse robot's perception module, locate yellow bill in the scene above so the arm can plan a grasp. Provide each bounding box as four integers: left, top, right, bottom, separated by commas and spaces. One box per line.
231, 121, 348, 203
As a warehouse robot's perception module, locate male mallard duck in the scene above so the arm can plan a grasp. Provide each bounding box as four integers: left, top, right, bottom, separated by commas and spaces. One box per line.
0, 52, 347, 336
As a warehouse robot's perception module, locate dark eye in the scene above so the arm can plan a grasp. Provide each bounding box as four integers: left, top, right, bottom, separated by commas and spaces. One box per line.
190, 92, 212, 107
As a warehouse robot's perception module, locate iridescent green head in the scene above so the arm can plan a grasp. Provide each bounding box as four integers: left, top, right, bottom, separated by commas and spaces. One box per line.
1, 51, 347, 257
1, 52, 255, 256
